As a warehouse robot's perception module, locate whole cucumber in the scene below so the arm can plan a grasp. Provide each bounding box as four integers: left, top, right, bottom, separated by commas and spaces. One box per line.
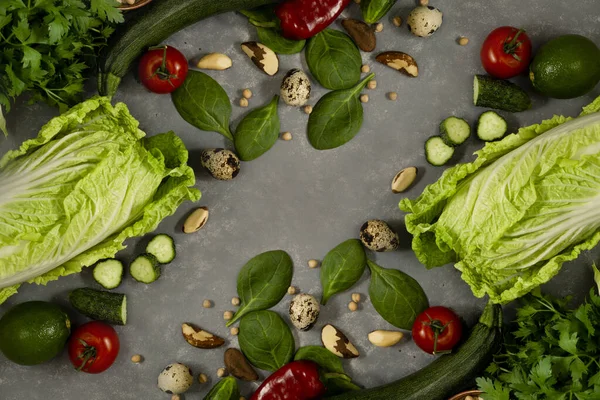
97, 0, 278, 97
360, 0, 397, 24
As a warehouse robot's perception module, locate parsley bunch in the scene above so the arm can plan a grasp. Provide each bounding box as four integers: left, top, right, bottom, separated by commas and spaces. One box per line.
0, 0, 123, 114
478, 271, 600, 400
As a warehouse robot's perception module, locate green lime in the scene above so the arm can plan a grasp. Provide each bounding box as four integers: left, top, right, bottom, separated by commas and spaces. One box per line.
530, 34, 600, 99
0, 301, 71, 365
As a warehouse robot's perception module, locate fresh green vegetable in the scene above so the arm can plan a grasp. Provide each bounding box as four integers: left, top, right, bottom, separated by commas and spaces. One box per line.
0, 97, 200, 304
172, 70, 233, 141
360, 0, 397, 24
239, 5, 277, 28
478, 282, 600, 399
330, 302, 503, 400
308, 73, 375, 150
69, 287, 127, 325
325, 373, 362, 396
305, 29, 362, 90
238, 310, 295, 371
400, 96, 600, 304
440, 117, 471, 146
234, 95, 280, 161
294, 346, 345, 374
320, 239, 367, 305
130, 254, 161, 284
473, 75, 531, 113
97, 0, 278, 96
227, 250, 293, 326
425, 136, 454, 166
93, 259, 124, 290
0, 0, 123, 113
146, 234, 176, 264
367, 260, 428, 330
476, 111, 507, 141
256, 27, 306, 54
203, 376, 240, 400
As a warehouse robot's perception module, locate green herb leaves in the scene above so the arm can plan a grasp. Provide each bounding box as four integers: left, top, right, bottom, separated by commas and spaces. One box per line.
306, 29, 362, 90
227, 250, 293, 326
294, 346, 344, 374
308, 73, 375, 150
203, 376, 239, 400
256, 27, 306, 54
361, 0, 398, 24
320, 239, 367, 305
239, 310, 295, 371
172, 70, 233, 141
367, 260, 428, 329
234, 95, 280, 161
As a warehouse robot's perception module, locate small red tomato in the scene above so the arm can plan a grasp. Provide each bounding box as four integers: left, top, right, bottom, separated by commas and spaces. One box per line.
412, 306, 463, 354
480, 26, 532, 79
68, 321, 120, 374
138, 46, 188, 94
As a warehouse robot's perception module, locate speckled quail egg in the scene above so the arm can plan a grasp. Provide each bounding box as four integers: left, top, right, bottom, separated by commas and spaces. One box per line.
200, 148, 240, 180
407, 6, 443, 37
360, 219, 399, 252
157, 363, 193, 394
280, 69, 311, 106
289, 293, 320, 331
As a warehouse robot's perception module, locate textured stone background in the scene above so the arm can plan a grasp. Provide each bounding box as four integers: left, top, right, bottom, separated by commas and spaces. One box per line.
1, 1, 599, 399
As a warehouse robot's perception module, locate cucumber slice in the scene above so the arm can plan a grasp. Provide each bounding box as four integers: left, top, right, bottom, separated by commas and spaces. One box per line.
425, 136, 455, 166
477, 111, 508, 141
473, 75, 531, 113
130, 254, 161, 284
440, 117, 471, 146
69, 288, 127, 325
146, 234, 175, 264
93, 259, 124, 290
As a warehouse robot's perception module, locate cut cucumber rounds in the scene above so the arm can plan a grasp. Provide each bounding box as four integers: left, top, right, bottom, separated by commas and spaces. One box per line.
146, 234, 176, 264
425, 136, 455, 166
130, 254, 161, 284
93, 259, 124, 289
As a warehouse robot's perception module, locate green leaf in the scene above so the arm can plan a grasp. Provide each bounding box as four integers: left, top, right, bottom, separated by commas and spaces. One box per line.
360, 0, 397, 24
48, 16, 68, 44
306, 29, 362, 90
593, 263, 600, 294
308, 73, 375, 150
571, 357, 587, 383
239, 5, 278, 28
367, 260, 429, 329
256, 27, 305, 54
477, 377, 511, 400
90, 0, 123, 23
320, 239, 366, 305
575, 303, 595, 337
12, 16, 30, 42
558, 330, 579, 355
21, 46, 42, 70
238, 310, 295, 372
172, 70, 233, 141
234, 95, 280, 161
5, 64, 26, 96
530, 357, 553, 387
227, 250, 293, 326
0, 104, 7, 136
294, 346, 344, 374
203, 376, 239, 400
323, 373, 361, 396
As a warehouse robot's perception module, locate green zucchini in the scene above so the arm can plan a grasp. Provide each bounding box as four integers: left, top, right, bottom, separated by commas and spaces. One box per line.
473, 75, 531, 113
97, 0, 278, 96
329, 302, 502, 400
69, 288, 127, 325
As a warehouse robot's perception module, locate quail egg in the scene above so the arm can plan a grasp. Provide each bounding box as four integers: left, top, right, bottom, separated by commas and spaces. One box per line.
280, 69, 311, 106
157, 363, 193, 394
359, 219, 399, 252
200, 148, 240, 180
407, 6, 443, 37
289, 293, 320, 331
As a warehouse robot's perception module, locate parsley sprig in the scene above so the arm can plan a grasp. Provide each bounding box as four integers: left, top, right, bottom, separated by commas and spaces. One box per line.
478, 265, 600, 399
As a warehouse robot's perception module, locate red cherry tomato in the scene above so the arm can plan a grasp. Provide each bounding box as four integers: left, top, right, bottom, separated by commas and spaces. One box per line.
138, 46, 188, 94
68, 321, 120, 374
412, 306, 463, 354
480, 26, 532, 79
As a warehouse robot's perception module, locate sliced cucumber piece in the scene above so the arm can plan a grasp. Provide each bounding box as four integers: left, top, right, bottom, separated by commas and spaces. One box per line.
93, 259, 124, 290
477, 111, 508, 141
440, 117, 471, 146
69, 288, 127, 325
130, 254, 161, 284
473, 75, 531, 113
146, 234, 176, 264
425, 136, 455, 166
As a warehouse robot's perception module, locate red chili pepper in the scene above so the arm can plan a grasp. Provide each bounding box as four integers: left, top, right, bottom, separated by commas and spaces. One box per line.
275, 0, 352, 40
250, 360, 326, 400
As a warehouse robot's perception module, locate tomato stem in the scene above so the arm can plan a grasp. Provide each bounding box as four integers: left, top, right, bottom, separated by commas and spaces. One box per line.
503, 28, 525, 61
146, 45, 178, 83
75, 339, 97, 372
423, 313, 453, 355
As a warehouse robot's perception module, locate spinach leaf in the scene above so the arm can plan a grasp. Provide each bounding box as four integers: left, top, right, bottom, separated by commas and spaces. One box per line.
238, 310, 295, 371
323, 373, 362, 396
361, 0, 398, 24
320, 239, 367, 305
227, 250, 293, 326
172, 70, 233, 141
239, 5, 278, 28
294, 346, 344, 374
305, 29, 362, 90
367, 260, 429, 329
234, 95, 280, 161
308, 73, 375, 150
256, 27, 306, 54
203, 376, 239, 400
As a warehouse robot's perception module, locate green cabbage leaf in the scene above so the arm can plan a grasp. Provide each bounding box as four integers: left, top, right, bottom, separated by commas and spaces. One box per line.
401, 96, 600, 304
0, 97, 200, 303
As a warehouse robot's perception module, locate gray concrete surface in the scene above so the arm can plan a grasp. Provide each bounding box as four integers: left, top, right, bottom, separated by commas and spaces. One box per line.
1, 1, 599, 399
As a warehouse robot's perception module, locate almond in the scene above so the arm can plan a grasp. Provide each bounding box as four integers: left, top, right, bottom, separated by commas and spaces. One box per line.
376, 52, 419, 77
341, 19, 376, 52
241, 42, 279, 76
321, 324, 359, 358
181, 323, 225, 349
